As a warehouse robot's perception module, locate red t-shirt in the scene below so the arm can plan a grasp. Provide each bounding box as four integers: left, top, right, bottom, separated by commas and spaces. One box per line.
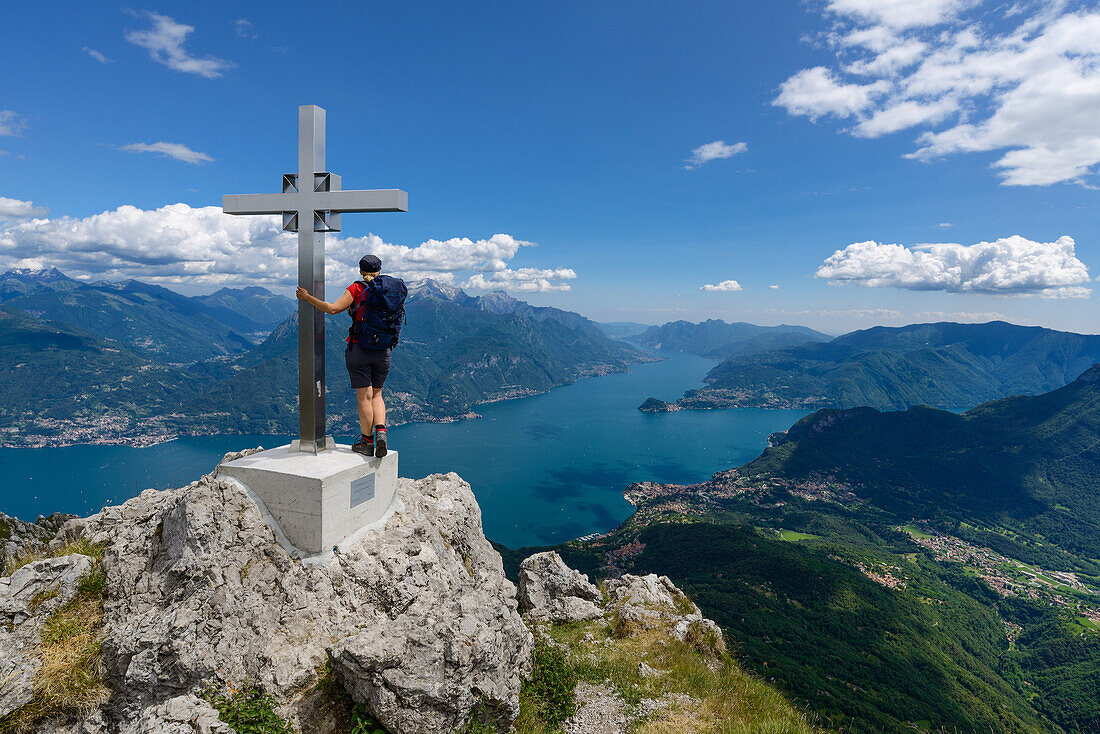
345, 282, 367, 344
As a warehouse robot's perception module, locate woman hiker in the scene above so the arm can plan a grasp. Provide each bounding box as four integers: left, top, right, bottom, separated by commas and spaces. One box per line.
295, 254, 406, 457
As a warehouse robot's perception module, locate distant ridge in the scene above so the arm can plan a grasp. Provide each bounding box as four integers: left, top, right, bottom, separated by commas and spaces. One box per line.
634, 319, 830, 359
0, 267, 294, 362
673, 320, 1100, 412
747, 357, 1100, 557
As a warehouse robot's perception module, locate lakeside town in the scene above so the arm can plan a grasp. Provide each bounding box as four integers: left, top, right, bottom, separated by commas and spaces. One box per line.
900, 526, 1100, 625
618, 469, 1100, 631
622, 468, 866, 525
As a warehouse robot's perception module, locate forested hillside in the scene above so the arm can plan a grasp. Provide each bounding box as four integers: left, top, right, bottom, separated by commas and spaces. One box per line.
672, 321, 1100, 412
0, 267, 291, 362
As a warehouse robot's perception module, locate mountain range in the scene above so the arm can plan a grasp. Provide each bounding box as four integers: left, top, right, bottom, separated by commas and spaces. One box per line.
665, 320, 1100, 412
176, 279, 644, 436
0, 267, 643, 446
632, 318, 830, 358
0, 267, 293, 363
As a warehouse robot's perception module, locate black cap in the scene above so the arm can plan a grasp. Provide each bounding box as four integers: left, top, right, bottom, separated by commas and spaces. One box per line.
359, 255, 382, 273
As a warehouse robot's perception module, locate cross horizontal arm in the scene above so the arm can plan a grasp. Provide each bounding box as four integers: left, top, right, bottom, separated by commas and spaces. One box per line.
222, 193, 296, 215
319, 189, 408, 213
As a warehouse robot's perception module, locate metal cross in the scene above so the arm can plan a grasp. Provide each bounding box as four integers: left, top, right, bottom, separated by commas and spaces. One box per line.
223, 105, 407, 453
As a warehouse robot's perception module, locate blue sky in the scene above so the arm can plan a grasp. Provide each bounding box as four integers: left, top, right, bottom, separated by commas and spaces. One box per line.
1, 0, 1098, 333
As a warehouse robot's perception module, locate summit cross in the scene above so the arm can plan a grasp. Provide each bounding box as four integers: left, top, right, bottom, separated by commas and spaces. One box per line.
223, 104, 407, 453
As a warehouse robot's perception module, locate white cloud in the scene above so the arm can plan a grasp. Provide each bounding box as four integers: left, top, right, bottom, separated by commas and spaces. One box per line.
768, 284, 780, 289
826, 0, 975, 29
937, 222, 953, 228
332, 233, 537, 276
0, 197, 49, 218
774, 67, 889, 120
684, 140, 748, 169
700, 280, 744, 292
0, 111, 27, 137
776, 2, 1100, 186
463, 267, 577, 292
0, 203, 573, 292
125, 12, 233, 78
816, 235, 1091, 298
83, 47, 112, 64
120, 142, 214, 164
853, 98, 957, 137
12, 257, 47, 270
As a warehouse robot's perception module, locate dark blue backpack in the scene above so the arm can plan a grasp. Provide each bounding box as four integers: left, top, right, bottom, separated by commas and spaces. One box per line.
348, 275, 407, 349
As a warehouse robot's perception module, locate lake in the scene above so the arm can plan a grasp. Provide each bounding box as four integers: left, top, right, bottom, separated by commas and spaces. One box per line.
0, 353, 808, 549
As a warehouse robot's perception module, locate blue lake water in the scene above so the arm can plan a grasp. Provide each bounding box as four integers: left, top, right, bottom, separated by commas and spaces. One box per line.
0, 353, 808, 549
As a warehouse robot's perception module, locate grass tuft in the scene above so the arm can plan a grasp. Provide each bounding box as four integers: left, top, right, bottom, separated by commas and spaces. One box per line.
511, 619, 824, 734
26, 583, 60, 614
520, 635, 578, 730
2, 538, 106, 577
0, 561, 110, 734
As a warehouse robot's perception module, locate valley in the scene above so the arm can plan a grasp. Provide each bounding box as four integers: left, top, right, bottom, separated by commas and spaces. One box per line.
501, 363, 1100, 733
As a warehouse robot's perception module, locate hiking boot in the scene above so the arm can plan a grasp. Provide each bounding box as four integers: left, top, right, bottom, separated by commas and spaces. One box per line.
352, 433, 374, 456
374, 427, 388, 458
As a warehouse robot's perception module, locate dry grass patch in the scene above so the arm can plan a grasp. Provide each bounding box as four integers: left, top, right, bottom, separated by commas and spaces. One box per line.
0, 559, 109, 734
538, 621, 821, 734
634, 638, 821, 734
34, 592, 108, 712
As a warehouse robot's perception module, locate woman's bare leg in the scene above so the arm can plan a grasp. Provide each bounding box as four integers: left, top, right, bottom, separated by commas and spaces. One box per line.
356, 386, 375, 435
371, 389, 386, 428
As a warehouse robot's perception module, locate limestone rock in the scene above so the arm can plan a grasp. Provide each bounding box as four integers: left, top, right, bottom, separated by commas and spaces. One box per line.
0, 554, 96, 718
517, 551, 603, 622
328, 473, 533, 733
60, 460, 532, 734
37, 694, 234, 734
0, 510, 74, 566
607, 573, 725, 651
133, 694, 234, 734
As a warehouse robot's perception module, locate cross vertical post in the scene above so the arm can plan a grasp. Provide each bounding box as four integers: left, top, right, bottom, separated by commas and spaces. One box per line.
298, 105, 327, 452
222, 104, 408, 454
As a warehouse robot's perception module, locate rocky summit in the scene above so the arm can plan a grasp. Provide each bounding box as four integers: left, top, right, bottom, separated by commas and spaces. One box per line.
0, 452, 749, 734
0, 450, 533, 734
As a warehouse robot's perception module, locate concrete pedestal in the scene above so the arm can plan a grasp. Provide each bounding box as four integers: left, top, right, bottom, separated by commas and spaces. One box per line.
216, 444, 399, 563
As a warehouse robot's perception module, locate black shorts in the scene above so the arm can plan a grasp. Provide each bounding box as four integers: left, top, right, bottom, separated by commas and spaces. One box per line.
345, 343, 391, 389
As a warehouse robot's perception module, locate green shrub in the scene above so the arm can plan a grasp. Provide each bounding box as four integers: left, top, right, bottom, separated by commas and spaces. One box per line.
463, 698, 501, 734
199, 683, 294, 734
683, 620, 726, 657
